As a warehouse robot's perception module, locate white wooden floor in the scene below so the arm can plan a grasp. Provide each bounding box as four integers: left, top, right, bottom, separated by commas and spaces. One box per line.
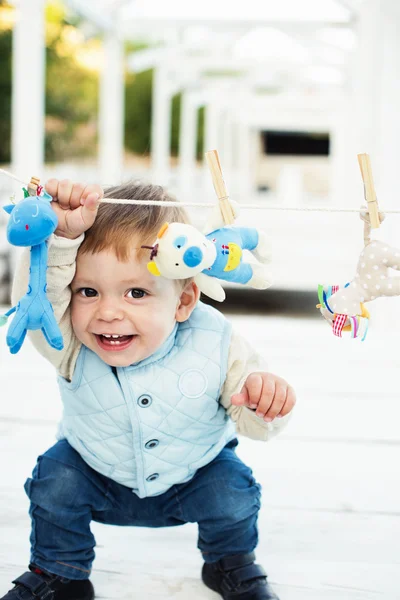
1, 305, 400, 600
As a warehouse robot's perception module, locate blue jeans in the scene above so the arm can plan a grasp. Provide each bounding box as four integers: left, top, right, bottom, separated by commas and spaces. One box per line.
24, 438, 262, 580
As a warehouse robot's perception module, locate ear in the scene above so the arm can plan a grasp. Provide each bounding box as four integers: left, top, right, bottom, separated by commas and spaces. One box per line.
3, 204, 14, 214
175, 281, 200, 323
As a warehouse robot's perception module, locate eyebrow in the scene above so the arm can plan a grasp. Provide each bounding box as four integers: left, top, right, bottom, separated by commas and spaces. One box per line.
72, 278, 155, 288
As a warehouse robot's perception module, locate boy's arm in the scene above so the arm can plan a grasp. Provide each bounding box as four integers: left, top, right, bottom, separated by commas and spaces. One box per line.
11, 234, 83, 381
220, 329, 293, 441
10, 178, 102, 380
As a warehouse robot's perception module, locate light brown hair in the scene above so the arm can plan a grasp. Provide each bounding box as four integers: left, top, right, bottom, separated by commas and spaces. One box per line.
80, 182, 190, 262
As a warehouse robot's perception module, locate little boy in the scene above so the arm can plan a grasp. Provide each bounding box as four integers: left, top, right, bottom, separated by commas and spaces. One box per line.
2, 179, 296, 600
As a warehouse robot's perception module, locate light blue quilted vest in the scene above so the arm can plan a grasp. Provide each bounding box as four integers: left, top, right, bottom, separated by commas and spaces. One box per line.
57, 302, 236, 498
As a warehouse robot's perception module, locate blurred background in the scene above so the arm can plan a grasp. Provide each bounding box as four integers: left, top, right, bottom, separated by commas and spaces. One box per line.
1, 3, 400, 598
1, 0, 400, 305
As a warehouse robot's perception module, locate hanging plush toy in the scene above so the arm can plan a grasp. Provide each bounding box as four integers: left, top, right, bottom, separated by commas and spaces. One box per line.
317, 154, 400, 340
317, 211, 400, 339
0, 186, 63, 354
141, 149, 273, 301
142, 202, 272, 302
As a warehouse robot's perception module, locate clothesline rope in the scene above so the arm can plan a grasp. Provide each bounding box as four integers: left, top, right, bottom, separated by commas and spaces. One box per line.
1, 167, 400, 214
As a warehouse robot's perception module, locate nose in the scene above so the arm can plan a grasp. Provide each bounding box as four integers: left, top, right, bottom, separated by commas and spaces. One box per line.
95, 298, 124, 322
183, 246, 203, 268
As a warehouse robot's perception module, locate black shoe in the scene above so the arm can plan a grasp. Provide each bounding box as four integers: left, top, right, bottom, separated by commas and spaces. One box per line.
202, 552, 279, 599
1, 565, 94, 600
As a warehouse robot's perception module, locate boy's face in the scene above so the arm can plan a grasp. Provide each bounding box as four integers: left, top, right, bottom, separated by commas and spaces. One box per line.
71, 241, 197, 367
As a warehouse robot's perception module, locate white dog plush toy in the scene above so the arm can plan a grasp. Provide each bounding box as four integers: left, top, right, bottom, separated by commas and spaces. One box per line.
142, 204, 272, 301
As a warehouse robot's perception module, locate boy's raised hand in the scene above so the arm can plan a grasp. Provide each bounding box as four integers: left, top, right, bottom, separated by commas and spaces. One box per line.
45, 179, 103, 240
231, 372, 296, 422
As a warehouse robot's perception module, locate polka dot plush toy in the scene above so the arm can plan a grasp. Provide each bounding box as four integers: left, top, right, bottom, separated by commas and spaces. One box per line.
317, 209, 400, 340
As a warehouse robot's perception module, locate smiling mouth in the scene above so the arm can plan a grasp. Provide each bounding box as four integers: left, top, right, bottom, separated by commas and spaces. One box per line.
94, 334, 135, 351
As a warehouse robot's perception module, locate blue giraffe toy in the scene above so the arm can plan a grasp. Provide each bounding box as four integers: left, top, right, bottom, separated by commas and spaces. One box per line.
0, 188, 63, 354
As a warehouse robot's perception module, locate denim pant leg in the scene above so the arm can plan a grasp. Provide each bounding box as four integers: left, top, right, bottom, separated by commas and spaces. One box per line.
24, 439, 115, 580
173, 439, 262, 563
24, 439, 187, 580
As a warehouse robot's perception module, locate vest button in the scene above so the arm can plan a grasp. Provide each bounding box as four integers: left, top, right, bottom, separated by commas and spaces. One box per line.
146, 473, 159, 482
137, 395, 152, 407
145, 439, 159, 449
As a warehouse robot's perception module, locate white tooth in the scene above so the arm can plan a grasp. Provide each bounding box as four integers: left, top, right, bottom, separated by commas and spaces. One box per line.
103, 334, 111, 338
112, 335, 120, 338
110, 340, 121, 345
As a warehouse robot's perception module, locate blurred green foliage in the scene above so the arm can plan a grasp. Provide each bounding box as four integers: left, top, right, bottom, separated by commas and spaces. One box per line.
125, 69, 153, 155
0, 0, 204, 163
124, 66, 204, 159
44, 2, 99, 161
0, 4, 11, 163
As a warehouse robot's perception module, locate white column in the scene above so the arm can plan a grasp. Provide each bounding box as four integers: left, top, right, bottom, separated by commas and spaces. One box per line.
99, 30, 125, 185
151, 67, 172, 185
329, 97, 352, 206
350, 0, 400, 214
178, 91, 198, 197
277, 164, 303, 206
209, 110, 234, 188
350, 0, 400, 332
204, 102, 219, 154
228, 119, 243, 194
11, 0, 45, 178
203, 101, 229, 195
221, 112, 234, 182
348, 0, 384, 199
203, 102, 220, 195
236, 121, 252, 199
376, 1, 400, 335
376, 1, 400, 207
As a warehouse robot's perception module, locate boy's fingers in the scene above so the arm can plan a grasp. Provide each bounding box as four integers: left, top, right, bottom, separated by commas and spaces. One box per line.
69, 183, 86, 210
57, 179, 73, 209
44, 181, 103, 208
230, 390, 248, 406
244, 373, 263, 408
278, 386, 296, 417
80, 184, 104, 204
264, 384, 286, 421
81, 193, 100, 227
44, 178, 59, 199
255, 377, 275, 418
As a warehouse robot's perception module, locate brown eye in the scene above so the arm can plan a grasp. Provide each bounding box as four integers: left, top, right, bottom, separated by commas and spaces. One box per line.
127, 289, 146, 299
79, 288, 97, 297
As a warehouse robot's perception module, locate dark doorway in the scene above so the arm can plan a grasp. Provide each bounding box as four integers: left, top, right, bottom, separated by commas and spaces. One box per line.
261, 131, 330, 156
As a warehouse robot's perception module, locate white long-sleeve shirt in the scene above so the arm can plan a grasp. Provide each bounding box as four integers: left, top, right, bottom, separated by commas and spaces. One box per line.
12, 234, 291, 441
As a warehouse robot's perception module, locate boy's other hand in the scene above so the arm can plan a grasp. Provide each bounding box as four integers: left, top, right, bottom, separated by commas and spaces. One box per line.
230, 372, 296, 422
45, 179, 103, 239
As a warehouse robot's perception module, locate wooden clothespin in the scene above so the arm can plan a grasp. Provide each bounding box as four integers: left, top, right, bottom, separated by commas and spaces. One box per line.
205, 149, 235, 225
357, 153, 380, 229
27, 176, 41, 197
